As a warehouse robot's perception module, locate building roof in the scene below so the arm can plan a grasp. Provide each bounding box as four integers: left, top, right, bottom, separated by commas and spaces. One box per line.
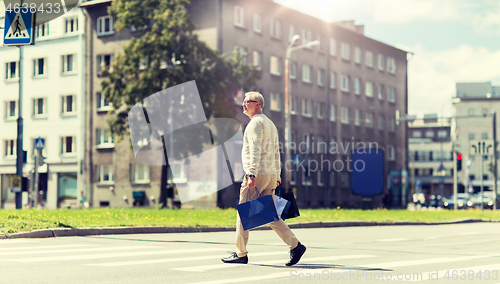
456, 82, 495, 98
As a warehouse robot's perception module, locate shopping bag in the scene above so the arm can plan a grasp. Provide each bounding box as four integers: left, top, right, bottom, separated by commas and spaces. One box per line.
276, 184, 300, 220
237, 187, 279, 231
275, 194, 291, 217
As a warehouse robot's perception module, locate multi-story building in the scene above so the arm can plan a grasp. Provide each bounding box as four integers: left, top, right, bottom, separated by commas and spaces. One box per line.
8, 0, 409, 209
408, 119, 453, 199
0, 9, 86, 209
453, 82, 500, 193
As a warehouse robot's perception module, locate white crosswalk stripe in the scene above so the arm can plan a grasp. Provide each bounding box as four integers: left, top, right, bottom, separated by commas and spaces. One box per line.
87, 251, 285, 267
405, 263, 500, 282
0, 240, 38, 244
0, 244, 91, 251
2, 247, 228, 263
0, 245, 156, 256
173, 254, 377, 272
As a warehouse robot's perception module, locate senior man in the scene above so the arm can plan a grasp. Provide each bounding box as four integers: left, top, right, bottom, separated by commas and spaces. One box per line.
221, 91, 306, 266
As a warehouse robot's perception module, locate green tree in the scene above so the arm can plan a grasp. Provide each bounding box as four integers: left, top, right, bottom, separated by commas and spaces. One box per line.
101, 0, 259, 207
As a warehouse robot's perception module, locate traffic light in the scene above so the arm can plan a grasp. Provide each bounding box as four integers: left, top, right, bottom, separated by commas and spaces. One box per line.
456, 152, 462, 171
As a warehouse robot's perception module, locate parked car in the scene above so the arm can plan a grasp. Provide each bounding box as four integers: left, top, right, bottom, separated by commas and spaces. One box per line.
428, 195, 444, 208
468, 191, 496, 209
443, 193, 471, 209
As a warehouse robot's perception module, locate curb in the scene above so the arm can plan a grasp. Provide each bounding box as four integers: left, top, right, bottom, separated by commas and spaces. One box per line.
1, 218, 496, 239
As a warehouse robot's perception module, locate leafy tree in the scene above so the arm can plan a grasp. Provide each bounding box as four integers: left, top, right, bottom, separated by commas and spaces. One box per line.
101, 0, 259, 207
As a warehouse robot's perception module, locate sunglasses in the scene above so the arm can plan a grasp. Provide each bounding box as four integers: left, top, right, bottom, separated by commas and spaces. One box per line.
242, 100, 258, 105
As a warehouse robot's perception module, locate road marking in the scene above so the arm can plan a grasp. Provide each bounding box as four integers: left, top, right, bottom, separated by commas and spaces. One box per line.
405, 263, 500, 281
0, 240, 38, 244
377, 238, 408, 242
3, 247, 229, 263
186, 254, 500, 284
88, 251, 287, 267
173, 254, 377, 272
0, 244, 91, 251
458, 232, 479, 236
0, 246, 156, 256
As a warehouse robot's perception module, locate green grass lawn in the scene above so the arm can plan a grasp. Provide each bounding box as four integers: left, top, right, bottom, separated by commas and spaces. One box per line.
1, 208, 499, 235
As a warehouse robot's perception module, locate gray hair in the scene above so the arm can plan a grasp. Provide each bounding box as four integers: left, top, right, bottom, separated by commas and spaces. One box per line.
244, 91, 265, 109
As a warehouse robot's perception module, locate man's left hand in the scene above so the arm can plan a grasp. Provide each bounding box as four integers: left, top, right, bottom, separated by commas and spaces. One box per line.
248, 176, 256, 189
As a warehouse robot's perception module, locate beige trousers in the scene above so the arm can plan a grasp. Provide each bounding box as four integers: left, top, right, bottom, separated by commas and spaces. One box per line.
236, 174, 299, 257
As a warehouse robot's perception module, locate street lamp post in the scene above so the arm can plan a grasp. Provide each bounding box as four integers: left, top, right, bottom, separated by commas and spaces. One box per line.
284, 36, 320, 193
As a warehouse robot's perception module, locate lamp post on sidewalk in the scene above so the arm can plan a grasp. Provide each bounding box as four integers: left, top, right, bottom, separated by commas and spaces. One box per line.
284, 36, 320, 192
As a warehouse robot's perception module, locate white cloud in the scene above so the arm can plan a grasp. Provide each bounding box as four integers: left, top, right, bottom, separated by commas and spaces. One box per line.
372, 0, 461, 24
406, 44, 500, 117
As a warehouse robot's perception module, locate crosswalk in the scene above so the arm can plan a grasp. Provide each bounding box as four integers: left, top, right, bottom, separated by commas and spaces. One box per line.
1, 239, 499, 284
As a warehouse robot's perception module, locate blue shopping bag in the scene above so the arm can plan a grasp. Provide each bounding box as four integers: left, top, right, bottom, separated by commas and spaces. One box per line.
237, 187, 279, 231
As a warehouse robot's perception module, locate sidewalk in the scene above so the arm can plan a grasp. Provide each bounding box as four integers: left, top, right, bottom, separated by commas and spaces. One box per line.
1, 218, 495, 239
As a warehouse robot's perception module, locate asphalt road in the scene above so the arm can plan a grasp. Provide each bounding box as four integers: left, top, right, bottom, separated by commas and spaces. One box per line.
1, 223, 499, 284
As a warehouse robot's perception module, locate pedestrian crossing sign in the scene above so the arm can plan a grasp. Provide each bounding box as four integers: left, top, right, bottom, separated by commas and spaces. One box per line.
34, 137, 45, 150
3, 10, 36, 46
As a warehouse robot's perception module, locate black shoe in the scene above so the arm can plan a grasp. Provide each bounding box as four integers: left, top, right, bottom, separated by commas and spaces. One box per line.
286, 242, 306, 266
221, 252, 248, 264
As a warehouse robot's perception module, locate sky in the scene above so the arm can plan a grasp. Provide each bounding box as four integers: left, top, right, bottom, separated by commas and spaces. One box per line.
275, 0, 500, 117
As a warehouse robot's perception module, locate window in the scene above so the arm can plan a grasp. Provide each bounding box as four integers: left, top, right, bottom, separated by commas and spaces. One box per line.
131, 164, 150, 183
291, 168, 296, 185
354, 109, 360, 126
302, 99, 312, 117
317, 135, 326, 154
270, 19, 281, 38
4, 140, 15, 158
32, 98, 46, 117
413, 131, 422, 138
378, 54, 384, 71
5, 61, 18, 80
482, 133, 489, 139
252, 51, 262, 70
62, 54, 75, 74
378, 115, 385, 130
233, 46, 247, 65
303, 133, 311, 152
96, 16, 114, 36
353, 78, 360, 95
96, 92, 111, 111
365, 112, 374, 128
302, 169, 312, 185
290, 61, 297, 79
97, 54, 113, 74
438, 130, 447, 138
290, 96, 297, 115
317, 102, 325, 119
96, 165, 113, 183
170, 161, 187, 183
270, 93, 281, 111
329, 38, 337, 56
388, 117, 396, 132
340, 42, 350, 60
96, 129, 114, 147
340, 172, 349, 187
317, 171, 324, 186
341, 75, 349, 92
65, 17, 78, 34
61, 136, 76, 155
387, 145, 395, 161
341, 107, 349, 124
330, 104, 336, 121
33, 58, 46, 77
62, 95, 76, 114
317, 69, 325, 86
365, 81, 373, 97
354, 47, 361, 64
426, 130, 434, 138
365, 51, 373, 67
329, 72, 336, 89
5, 101, 17, 119
387, 57, 396, 74
330, 171, 336, 187
301, 29, 312, 46
253, 13, 262, 33
270, 56, 282, 76
387, 87, 396, 102
378, 84, 384, 100
302, 65, 311, 83
288, 25, 296, 43
36, 23, 49, 38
